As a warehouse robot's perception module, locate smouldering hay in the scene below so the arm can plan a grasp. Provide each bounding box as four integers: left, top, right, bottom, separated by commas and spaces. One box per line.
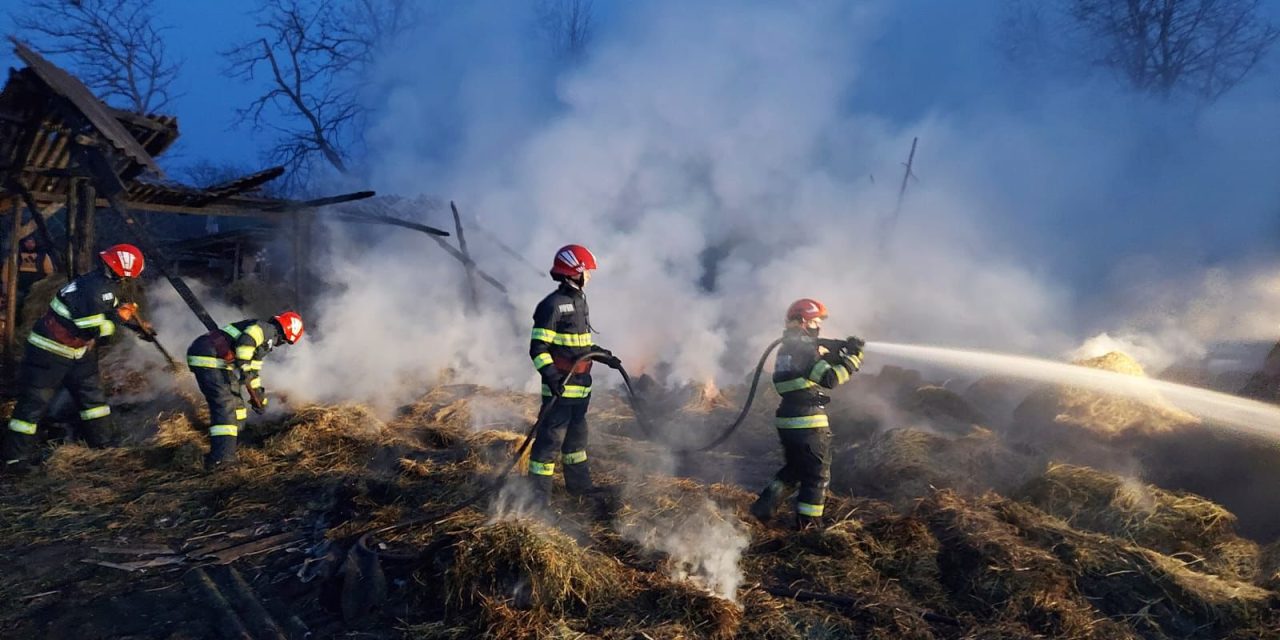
1260, 541, 1280, 590
263, 403, 390, 470
393, 385, 538, 447
838, 427, 1040, 507
917, 490, 1100, 638
1016, 463, 1259, 581
902, 385, 990, 435
446, 519, 623, 618
466, 428, 531, 473
992, 498, 1280, 639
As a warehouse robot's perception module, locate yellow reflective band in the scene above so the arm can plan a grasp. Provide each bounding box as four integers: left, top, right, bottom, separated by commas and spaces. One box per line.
552, 332, 593, 347
247, 361, 264, 371
808, 360, 833, 383
532, 353, 554, 369
245, 324, 265, 346
28, 333, 86, 359
79, 405, 111, 420
541, 384, 591, 398
98, 319, 115, 337
209, 425, 239, 437
7, 419, 37, 435
833, 365, 851, 384
775, 414, 830, 429
187, 355, 233, 370
50, 297, 73, 319
221, 324, 243, 339
235, 407, 248, 420
797, 502, 825, 517
563, 450, 588, 464
774, 377, 816, 394
235, 345, 257, 360
74, 313, 105, 328
248, 377, 263, 389
531, 327, 557, 343
529, 460, 556, 476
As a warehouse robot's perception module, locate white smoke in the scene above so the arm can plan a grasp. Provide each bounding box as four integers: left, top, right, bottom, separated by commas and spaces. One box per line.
247, 0, 1279, 409
618, 496, 750, 603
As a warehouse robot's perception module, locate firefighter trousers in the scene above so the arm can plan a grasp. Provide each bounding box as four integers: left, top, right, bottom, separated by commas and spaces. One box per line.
770, 427, 832, 517
528, 398, 593, 498
5, 343, 114, 454
191, 366, 248, 438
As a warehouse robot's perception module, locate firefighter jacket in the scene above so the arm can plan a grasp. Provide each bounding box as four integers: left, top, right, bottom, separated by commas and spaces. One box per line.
530, 282, 595, 401
28, 271, 131, 360
772, 329, 862, 429
186, 319, 278, 392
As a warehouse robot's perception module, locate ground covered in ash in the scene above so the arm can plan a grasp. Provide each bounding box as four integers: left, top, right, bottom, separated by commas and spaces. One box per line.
4, 351, 1280, 639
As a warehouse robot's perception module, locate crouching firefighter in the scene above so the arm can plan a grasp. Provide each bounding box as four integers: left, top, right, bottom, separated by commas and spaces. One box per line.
186, 312, 305, 470
2, 244, 152, 474
751, 298, 864, 529
527, 244, 621, 505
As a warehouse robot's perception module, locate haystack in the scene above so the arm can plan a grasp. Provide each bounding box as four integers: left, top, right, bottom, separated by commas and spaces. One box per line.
836, 428, 1041, 507
1011, 352, 1198, 453
1017, 463, 1259, 581
902, 385, 990, 435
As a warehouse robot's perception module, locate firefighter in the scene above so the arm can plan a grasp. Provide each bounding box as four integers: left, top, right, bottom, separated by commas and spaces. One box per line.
2, 244, 151, 474
750, 298, 864, 529
527, 244, 619, 505
185, 312, 305, 470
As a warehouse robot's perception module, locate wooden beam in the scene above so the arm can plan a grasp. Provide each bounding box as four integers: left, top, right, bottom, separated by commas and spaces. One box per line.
452, 201, 478, 312
5, 198, 21, 369
74, 179, 95, 274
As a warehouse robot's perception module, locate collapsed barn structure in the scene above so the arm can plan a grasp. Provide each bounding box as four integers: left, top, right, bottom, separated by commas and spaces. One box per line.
0, 38, 375, 381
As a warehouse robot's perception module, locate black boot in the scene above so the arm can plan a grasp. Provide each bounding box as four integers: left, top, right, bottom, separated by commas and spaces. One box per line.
796, 514, 824, 531
78, 418, 117, 449
528, 472, 553, 507
563, 459, 594, 496
204, 435, 239, 471
750, 480, 786, 524
1, 430, 38, 476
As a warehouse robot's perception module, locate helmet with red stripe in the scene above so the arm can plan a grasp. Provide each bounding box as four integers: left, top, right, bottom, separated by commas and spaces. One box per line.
100, 244, 145, 278
550, 244, 597, 278
786, 298, 828, 324
272, 311, 305, 344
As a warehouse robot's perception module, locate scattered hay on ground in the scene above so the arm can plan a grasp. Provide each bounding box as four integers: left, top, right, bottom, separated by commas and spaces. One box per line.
1017, 463, 1259, 581
902, 385, 990, 436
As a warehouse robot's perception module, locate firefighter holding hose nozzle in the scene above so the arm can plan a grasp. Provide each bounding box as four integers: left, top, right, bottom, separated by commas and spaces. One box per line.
751, 298, 864, 530
527, 244, 620, 506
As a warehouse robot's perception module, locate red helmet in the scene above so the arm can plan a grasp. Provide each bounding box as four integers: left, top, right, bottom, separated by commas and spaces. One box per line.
273, 311, 305, 344
786, 298, 828, 323
100, 244, 145, 278
550, 244, 598, 278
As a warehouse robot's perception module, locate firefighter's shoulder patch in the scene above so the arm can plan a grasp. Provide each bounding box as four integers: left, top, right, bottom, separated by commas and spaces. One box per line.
558, 303, 575, 314
101, 292, 114, 302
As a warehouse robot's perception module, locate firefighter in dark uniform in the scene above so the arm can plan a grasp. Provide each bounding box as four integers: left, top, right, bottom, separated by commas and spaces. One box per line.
2, 244, 151, 474
186, 312, 305, 470
527, 244, 619, 504
751, 298, 864, 529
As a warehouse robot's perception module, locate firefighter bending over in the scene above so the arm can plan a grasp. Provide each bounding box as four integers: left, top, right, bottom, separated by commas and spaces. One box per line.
186, 312, 305, 470
751, 298, 864, 529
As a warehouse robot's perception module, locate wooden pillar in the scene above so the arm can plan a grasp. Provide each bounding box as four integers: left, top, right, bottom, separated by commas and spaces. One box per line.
5, 198, 21, 371
64, 178, 78, 277
75, 180, 97, 274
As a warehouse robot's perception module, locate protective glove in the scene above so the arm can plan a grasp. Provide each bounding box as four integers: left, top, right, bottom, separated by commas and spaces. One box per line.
540, 367, 565, 396
117, 302, 138, 322
593, 348, 622, 369
248, 389, 268, 414
841, 336, 866, 370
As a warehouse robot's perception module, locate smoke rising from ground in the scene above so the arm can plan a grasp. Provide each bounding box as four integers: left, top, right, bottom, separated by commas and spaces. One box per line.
256, 0, 1278, 407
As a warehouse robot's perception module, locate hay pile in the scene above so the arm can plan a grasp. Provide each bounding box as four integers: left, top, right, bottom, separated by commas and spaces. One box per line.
835, 427, 1042, 507
1013, 352, 1198, 445
1017, 463, 1260, 581
901, 385, 990, 435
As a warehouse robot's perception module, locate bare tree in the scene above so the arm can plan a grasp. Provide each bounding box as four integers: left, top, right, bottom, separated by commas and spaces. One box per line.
223, 0, 418, 187
1002, 0, 1279, 100
11, 0, 180, 113
538, 0, 595, 61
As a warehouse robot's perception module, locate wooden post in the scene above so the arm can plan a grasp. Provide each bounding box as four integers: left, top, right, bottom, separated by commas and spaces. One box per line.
76, 180, 97, 274
65, 178, 78, 277
5, 198, 21, 371
451, 201, 479, 312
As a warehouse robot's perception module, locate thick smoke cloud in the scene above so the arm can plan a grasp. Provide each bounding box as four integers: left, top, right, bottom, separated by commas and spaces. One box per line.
258, 0, 1280, 407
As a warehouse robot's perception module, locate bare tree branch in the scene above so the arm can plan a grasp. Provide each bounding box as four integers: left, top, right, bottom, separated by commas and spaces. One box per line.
10, 0, 181, 113
537, 0, 595, 61
223, 0, 419, 189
